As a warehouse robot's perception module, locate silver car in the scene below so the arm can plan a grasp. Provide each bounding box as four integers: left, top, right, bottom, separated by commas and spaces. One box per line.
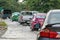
37, 10, 60, 40
18, 11, 38, 25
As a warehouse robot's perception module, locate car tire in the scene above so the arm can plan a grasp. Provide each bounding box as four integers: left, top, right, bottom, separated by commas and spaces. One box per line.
35, 28, 38, 31
31, 29, 34, 31
27, 23, 30, 26
8, 17, 10, 19
20, 22, 24, 25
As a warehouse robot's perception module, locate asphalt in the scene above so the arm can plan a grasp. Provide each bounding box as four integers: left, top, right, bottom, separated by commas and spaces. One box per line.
0, 19, 39, 40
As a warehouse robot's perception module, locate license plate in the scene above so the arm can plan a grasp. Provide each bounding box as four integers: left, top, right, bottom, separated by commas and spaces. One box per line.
27, 21, 30, 23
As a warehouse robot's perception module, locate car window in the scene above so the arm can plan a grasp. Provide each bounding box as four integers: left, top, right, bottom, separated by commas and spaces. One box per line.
36, 15, 46, 18
32, 11, 38, 14
48, 12, 60, 24
21, 12, 32, 15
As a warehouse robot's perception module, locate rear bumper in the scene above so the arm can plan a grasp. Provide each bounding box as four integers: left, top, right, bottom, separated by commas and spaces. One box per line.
20, 20, 31, 23
38, 37, 60, 40
31, 23, 40, 29
12, 18, 18, 21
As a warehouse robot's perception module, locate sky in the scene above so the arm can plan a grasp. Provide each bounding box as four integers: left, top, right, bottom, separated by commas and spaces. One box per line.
18, 0, 23, 2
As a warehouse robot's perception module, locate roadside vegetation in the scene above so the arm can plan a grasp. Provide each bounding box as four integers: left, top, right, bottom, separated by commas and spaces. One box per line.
0, 22, 7, 26
0, 0, 60, 13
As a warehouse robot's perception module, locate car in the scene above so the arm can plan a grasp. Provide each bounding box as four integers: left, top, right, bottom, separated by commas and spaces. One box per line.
37, 10, 60, 40
30, 13, 46, 31
11, 12, 20, 21
2, 9, 12, 19
18, 11, 39, 25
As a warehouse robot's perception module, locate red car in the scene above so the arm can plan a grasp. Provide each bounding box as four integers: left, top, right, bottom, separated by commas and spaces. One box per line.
37, 10, 60, 40
30, 13, 46, 31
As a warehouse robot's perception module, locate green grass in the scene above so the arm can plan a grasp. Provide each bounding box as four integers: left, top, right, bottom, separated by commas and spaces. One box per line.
0, 22, 7, 26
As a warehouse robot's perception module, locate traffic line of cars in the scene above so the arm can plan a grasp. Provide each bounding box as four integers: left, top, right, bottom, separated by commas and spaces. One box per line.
10, 11, 46, 31
10, 10, 60, 40
18, 11, 39, 25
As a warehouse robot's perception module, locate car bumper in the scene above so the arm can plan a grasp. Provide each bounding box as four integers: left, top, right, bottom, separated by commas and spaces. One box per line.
31, 23, 40, 29
21, 20, 31, 23
12, 18, 18, 21
38, 37, 60, 40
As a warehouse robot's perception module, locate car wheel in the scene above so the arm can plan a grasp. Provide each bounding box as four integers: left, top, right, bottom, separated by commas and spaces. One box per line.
8, 17, 10, 19
20, 22, 23, 24
31, 29, 34, 31
27, 23, 30, 26
35, 28, 38, 31
20, 22, 24, 25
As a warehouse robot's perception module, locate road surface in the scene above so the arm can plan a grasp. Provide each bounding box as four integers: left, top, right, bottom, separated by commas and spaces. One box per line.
0, 19, 39, 40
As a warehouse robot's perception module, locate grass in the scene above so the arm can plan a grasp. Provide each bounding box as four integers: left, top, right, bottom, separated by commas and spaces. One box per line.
0, 22, 7, 26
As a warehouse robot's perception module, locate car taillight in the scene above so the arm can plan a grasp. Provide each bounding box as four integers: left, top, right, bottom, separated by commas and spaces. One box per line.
20, 16, 23, 19
32, 17, 36, 21
40, 28, 50, 37
56, 34, 60, 38
40, 28, 58, 38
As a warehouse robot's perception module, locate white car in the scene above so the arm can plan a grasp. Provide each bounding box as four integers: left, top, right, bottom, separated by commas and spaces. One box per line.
18, 11, 38, 25
37, 9, 60, 40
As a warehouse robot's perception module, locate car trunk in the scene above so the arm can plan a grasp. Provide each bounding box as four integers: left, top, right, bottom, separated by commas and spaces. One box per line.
35, 18, 45, 26
48, 25, 60, 32
22, 15, 33, 20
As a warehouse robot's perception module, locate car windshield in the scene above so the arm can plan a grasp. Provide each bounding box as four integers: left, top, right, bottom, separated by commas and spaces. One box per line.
12, 13, 19, 16
21, 12, 32, 15
48, 12, 60, 24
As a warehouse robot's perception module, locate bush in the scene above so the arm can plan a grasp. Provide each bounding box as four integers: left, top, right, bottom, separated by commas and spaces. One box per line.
0, 22, 7, 26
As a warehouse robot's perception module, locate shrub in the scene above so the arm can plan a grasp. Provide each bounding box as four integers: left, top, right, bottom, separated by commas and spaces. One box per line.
0, 22, 7, 26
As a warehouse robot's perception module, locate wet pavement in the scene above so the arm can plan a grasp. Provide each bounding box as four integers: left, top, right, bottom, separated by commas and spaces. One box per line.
0, 19, 38, 40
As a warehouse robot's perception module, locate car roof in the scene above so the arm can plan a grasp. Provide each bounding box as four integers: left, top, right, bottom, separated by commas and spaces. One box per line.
33, 13, 46, 15
41, 9, 60, 29
49, 9, 60, 13
21, 11, 38, 12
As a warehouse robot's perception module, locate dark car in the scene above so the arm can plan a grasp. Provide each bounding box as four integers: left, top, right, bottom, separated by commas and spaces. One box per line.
2, 9, 12, 19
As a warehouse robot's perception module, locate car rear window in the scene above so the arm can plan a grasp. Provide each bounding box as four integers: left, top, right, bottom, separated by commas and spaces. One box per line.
47, 25, 60, 32
21, 12, 32, 15
36, 15, 46, 18
48, 12, 60, 24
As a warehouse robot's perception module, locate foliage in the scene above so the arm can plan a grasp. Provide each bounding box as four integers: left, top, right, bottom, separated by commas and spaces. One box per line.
19, 2, 26, 11
0, 0, 60, 13
23, 0, 60, 13
0, 22, 7, 26
0, 0, 20, 12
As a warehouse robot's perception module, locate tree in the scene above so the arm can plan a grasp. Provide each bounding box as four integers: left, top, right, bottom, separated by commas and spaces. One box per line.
23, 0, 60, 13
0, 0, 20, 12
